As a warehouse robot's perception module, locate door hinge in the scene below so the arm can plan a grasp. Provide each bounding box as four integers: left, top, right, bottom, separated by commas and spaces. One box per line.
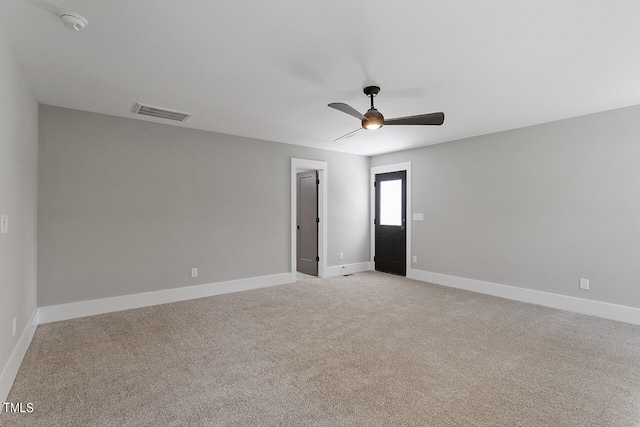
373, 256, 376, 262
297, 225, 300, 229
317, 179, 320, 185
316, 217, 319, 223
316, 256, 320, 262
374, 218, 377, 225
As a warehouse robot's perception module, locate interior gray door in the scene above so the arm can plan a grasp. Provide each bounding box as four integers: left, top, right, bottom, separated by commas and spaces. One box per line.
297, 171, 318, 276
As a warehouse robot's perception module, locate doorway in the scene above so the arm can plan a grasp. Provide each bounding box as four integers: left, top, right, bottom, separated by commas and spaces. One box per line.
371, 162, 412, 277
296, 170, 318, 276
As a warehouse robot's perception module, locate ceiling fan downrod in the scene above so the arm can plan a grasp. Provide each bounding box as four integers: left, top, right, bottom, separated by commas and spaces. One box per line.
363, 86, 380, 109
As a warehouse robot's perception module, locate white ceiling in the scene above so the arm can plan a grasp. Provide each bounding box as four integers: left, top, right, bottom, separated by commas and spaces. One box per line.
3, 0, 640, 156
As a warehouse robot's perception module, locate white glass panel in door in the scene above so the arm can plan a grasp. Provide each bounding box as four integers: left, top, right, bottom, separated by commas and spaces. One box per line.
380, 179, 402, 226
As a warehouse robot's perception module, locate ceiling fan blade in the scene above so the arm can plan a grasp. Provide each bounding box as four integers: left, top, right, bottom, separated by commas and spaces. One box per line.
328, 103, 367, 121
384, 112, 445, 126
333, 128, 363, 142
22, 0, 61, 15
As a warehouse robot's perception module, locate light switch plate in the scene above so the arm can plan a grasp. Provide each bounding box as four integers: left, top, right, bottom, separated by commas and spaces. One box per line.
412, 213, 424, 221
0, 215, 8, 234
579, 278, 589, 290
191, 268, 198, 278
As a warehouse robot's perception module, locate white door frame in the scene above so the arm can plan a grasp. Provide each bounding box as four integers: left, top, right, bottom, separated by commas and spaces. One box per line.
370, 162, 412, 275
291, 158, 327, 278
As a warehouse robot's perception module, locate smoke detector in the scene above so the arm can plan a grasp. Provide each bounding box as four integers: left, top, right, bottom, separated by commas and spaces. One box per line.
58, 12, 88, 31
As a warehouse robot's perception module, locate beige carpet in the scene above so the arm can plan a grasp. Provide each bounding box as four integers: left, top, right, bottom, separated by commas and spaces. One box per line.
2, 271, 640, 426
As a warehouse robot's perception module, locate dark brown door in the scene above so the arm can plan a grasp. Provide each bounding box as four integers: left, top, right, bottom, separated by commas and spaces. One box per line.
375, 171, 406, 275
297, 171, 318, 276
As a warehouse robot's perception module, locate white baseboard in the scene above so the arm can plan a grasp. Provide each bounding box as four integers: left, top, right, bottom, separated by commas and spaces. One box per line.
407, 268, 640, 326
324, 262, 372, 278
39, 272, 296, 324
0, 309, 39, 404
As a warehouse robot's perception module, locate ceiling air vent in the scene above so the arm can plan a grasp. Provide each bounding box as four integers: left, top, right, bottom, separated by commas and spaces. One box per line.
132, 103, 192, 122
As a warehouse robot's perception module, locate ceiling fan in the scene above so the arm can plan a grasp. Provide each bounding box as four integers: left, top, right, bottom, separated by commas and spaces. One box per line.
328, 86, 444, 142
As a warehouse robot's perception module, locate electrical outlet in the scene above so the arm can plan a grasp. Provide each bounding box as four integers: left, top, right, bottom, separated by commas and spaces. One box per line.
339, 252, 344, 260
580, 278, 589, 290
191, 268, 198, 278
412, 255, 417, 264
13, 318, 16, 337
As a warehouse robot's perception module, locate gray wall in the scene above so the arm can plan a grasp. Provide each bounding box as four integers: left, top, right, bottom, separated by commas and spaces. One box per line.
0, 32, 38, 370
372, 105, 640, 308
38, 106, 369, 306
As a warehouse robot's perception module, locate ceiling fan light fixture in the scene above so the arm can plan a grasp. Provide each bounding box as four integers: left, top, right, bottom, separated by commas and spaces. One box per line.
363, 108, 384, 130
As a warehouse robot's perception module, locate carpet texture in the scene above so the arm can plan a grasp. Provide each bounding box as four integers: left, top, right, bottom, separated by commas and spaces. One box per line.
2, 271, 640, 426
